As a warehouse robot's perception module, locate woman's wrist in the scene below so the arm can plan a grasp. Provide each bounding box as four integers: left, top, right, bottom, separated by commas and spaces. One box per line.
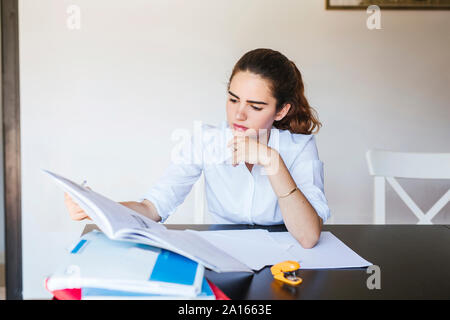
262, 147, 281, 174
141, 199, 162, 222
119, 200, 162, 222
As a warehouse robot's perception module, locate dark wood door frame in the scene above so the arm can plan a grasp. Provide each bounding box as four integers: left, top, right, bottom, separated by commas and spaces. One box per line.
1, 0, 22, 300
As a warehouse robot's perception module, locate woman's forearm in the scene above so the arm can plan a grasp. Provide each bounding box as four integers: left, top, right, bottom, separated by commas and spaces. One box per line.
119, 200, 162, 222
265, 150, 322, 248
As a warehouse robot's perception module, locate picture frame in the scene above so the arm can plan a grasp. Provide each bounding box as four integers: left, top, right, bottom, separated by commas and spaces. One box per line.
326, 0, 450, 10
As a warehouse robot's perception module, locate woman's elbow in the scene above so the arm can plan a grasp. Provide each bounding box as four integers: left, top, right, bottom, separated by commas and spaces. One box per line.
291, 215, 323, 248
296, 228, 321, 249
299, 216, 323, 248
298, 234, 320, 249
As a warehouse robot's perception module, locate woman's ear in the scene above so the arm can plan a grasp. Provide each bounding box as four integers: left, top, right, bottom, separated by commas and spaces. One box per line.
274, 103, 291, 121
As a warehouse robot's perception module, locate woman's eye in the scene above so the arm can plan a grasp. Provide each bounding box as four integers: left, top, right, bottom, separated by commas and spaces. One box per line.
229, 98, 261, 110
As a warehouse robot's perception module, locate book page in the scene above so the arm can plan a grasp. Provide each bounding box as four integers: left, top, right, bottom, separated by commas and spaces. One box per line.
43, 170, 166, 237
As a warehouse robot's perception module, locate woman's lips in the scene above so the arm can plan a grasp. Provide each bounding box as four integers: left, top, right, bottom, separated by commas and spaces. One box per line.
233, 123, 248, 132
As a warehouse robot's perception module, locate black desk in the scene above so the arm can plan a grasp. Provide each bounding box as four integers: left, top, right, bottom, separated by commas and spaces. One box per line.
83, 224, 450, 300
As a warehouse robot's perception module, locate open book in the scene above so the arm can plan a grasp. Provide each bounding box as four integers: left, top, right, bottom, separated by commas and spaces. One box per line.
44, 169, 252, 273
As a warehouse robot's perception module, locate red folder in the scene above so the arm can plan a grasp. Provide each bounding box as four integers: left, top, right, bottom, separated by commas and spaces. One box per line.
206, 279, 230, 300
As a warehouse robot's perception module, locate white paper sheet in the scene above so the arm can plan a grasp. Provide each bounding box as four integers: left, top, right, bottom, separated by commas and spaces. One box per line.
196, 229, 372, 270
196, 229, 292, 251
268, 231, 372, 269
193, 229, 295, 271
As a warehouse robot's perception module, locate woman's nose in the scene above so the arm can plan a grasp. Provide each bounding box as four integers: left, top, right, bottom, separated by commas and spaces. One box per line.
235, 104, 247, 120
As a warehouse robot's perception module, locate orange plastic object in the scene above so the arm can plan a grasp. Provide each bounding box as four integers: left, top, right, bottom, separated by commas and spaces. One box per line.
270, 260, 303, 286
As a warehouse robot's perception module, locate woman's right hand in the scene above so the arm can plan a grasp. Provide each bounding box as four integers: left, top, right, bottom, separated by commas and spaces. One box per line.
64, 192, 91, 221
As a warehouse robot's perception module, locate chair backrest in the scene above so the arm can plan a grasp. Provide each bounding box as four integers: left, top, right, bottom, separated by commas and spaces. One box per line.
367, 150, 450, 179
366, 149, 450, 224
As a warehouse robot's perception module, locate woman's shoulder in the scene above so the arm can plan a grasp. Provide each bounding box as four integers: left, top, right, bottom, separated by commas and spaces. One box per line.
282, 130, 314, 145
276, 129, 319, 164
276, 128, 315, 152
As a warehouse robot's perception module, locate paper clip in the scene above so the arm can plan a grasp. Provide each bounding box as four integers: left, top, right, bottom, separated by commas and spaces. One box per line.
270, 261, 302, 286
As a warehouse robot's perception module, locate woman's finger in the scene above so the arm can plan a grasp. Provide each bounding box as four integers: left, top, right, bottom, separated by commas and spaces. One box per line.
71, 212, 87, 220
232, 149, 245, 166
227, 135, 244, 148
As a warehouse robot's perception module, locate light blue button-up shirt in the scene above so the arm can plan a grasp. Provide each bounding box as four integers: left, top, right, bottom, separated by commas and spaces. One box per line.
140, 121, 330, 225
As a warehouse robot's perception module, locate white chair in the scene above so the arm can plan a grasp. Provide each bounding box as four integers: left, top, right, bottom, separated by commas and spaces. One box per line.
366, 150, 450, 224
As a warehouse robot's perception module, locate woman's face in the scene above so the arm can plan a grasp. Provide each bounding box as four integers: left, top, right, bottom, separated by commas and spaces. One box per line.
226, 71, 288, 136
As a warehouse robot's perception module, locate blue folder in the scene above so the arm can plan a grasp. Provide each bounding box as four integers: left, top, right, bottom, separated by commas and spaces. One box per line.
46, 230, 205, 298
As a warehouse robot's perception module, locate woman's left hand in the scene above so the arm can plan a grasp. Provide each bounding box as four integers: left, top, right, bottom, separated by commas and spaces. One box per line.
227, 132, 275, 167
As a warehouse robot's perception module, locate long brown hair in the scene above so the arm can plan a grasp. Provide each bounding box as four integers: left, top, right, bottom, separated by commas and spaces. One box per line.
227, 48, 321, 134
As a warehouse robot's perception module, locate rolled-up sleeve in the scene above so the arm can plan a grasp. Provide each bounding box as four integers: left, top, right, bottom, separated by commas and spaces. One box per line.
139, 134, 203, 222
289, 137, 331, 223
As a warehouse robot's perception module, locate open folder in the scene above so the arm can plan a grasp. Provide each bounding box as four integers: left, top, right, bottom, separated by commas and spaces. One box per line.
44, 169, 252, 273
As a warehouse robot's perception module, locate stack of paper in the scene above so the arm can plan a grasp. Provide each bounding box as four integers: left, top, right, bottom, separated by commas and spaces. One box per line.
45, 230, 215, 300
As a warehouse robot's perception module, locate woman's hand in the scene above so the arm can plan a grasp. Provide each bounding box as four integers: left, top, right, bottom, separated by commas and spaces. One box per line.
64, 190, 161, 223
227, 131, 275, 167
64, 192, 91, 221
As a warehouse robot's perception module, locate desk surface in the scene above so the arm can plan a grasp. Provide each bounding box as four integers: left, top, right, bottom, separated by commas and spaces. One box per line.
83, 224, 450, 300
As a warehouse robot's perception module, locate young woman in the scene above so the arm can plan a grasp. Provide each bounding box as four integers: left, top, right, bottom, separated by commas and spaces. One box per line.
65, 48, 330, 248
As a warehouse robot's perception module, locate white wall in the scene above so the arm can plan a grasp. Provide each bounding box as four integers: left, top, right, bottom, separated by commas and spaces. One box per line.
18, 0, 449, 299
